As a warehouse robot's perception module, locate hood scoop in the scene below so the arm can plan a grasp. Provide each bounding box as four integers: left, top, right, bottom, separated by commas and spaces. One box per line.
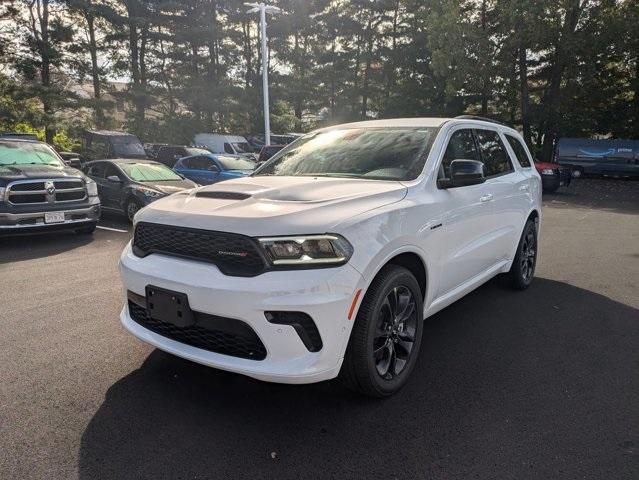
195, 191, 252, 200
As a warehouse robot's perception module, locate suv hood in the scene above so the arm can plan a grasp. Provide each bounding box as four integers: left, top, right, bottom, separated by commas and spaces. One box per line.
0, 163, 86, 186
136, 175, 407, 236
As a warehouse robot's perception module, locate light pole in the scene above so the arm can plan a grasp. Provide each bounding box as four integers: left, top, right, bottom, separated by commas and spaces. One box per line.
245, 2, 281, 146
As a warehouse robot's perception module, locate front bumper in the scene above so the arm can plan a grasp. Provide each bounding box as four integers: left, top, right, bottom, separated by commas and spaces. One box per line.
0, 201, 101, 232
119, 241, 365, 384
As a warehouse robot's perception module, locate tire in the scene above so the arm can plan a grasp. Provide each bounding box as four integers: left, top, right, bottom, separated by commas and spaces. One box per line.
75, 222, 97, 235
340, 265, 424, 397
507, 219, 538, 290
125, 198, 142, 223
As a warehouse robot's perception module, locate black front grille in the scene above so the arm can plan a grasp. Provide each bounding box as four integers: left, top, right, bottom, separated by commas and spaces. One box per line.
133, 222, 267, 277
128, 298, 267, 360
10, 193, 46, 204
56, 190, 86, 202
54, 180, 84, 189
11, 182, 45, 192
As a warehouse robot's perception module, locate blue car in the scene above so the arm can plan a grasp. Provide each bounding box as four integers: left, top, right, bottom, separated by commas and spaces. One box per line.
173, 153, 255, 185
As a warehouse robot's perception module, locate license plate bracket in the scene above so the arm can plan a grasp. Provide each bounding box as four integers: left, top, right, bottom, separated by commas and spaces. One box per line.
145, 285, 194, 328
44, 212, 65, 224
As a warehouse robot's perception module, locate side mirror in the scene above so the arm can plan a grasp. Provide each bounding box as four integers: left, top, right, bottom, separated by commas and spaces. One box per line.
106, 175, 121, 183
438, 159, 485, 189
64, 158, 82, 169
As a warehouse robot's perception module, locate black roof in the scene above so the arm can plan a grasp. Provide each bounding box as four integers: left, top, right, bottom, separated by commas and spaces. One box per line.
0, 133, 40, 142
85, 130, 138, 137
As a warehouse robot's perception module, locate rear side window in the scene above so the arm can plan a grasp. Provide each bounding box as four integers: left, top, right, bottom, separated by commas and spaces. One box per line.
474, 129, 514, 177
87, 163, 106, 178
186, 156, 216, 170
505, 134, 531, 167
439, 129, 480, 179
223, 143, 234, 154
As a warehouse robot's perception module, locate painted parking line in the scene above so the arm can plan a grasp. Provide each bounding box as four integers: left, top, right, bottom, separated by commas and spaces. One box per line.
97, 225, 129, 233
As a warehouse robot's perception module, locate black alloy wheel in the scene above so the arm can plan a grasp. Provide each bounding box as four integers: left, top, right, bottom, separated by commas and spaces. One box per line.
373, 286, 418, 380
508, 219, 537, 289
341, 264, 424, 397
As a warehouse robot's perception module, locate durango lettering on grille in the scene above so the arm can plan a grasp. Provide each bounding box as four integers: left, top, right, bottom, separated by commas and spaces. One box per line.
132, 222, 266, 276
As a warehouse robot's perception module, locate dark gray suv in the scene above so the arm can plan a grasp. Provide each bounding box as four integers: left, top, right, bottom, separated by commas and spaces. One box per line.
84, 159, 197, 222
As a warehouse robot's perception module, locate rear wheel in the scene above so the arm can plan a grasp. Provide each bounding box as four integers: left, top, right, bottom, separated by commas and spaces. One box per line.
340, 265, 423, 397
508, 219, 537, 290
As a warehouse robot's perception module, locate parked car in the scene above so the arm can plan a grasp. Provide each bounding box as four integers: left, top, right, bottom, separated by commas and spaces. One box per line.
144, 143, 168, 159
119, 116, 542, 397
173, 153, 254, 185
81, 130, 148, 163
0, 138, 100, 234
247, 133, 302, 151
534, 159, 572, 193
192, 133, 257, 160
84, 159, 196, 222
154, 145, 211, 167
257, 144, 284, 165
556, 137, 639, 178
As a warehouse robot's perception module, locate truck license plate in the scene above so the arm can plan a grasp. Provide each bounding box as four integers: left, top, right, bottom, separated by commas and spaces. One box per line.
44, 212, 65, 224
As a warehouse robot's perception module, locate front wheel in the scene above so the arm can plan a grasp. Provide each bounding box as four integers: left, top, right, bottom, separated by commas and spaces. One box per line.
340, 265, 424, 397
125, 199, 142, 223
507, 219, 538, 290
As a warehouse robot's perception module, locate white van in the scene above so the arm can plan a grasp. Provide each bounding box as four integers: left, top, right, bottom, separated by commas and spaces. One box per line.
192, 133, 255, 158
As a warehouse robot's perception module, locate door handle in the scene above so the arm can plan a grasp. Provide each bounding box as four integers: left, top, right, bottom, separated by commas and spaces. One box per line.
480, 194, 493, 202
519, 184, 529, 191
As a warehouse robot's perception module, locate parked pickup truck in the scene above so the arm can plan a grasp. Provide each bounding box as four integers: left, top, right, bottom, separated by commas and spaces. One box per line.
0, 138, 101, 234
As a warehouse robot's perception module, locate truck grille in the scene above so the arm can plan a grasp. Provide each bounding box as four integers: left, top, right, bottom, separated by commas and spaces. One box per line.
132, 222, 267, 277
127, 296, 267, 360
6, 179, 86, 205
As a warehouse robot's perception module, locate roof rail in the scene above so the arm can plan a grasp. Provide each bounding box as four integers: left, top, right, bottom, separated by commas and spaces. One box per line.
454, 115, 507, 127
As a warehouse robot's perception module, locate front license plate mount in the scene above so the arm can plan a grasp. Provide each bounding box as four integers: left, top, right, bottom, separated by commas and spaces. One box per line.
145, 285, 194, 328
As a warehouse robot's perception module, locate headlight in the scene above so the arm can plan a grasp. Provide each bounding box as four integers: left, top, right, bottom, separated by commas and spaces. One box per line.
258, 234, 353, 267
541, 168, 556, 175
85, 180, 98, 197
136, 186, 164, 198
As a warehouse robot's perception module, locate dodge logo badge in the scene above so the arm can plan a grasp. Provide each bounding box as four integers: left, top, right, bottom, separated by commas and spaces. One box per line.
44, 181, 55, 195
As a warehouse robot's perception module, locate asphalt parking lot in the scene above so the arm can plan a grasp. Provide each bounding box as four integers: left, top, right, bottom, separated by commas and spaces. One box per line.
1, 178, 638, 480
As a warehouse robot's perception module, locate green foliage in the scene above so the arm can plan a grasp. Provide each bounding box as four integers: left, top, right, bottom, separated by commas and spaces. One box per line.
0, 0, 637, 151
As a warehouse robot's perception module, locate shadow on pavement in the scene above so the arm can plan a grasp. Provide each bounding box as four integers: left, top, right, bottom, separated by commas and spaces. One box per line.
79, 278, 638, 480
544, 178, 639, 215
0, 230, 94, 263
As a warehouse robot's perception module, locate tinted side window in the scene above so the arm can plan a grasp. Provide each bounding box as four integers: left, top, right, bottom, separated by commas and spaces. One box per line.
474, 129, 513, 177
91, 139, 109, 158
104, 163, 122, 179
223, 143, 234, 154
87, 163, 106, 178
505, 134, 531, 167
439, 129, 480, 179
187, 156, 215, 170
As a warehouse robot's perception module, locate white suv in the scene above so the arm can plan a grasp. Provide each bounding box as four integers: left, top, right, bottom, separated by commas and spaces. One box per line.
119, 117, 541, 397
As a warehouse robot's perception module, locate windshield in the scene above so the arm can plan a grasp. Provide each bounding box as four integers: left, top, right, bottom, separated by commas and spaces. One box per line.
254, 127, 437, 181
111, 136, 146, 157
232, 142, 252, 154
119, 163, 183, 182
217, 156, 255, 170
0, 141, 63, 166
